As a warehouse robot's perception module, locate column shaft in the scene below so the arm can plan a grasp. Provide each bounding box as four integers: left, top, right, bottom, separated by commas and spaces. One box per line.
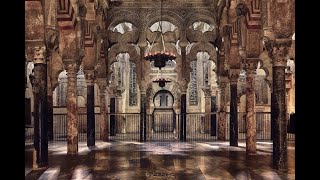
47, 63, 54, 141
140, 93, 147, 142
33, 63, 48, 167
99, 89, 108, 141
110, 97, 116, 136
272, 66, 287, 170
180, 94, 187, 141
66, 62, 78, 155
47, 93, 53, 141
230, 82, 238, 146
218, 87, 227, 140
86, 84, 95, 147
246, 71, 256, 154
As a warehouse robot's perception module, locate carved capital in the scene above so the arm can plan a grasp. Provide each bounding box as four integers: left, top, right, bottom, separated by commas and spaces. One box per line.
202, 87, 212, 98
264, 38, 292, 67
179, 40, 188, 48
236, 2, 248, 17
78, 4, 87, 18
238, 48, 247, 63
222, 24, 232, 37
77, 48, 86, 62
96, 78, 108, 92
63, 59, 79, 78
179, 80, 188, 93
138, 41, 148, 48
218, 76, 229, 89
33, 47, 47, 64
45, 28, 59, 54
84, 70, 96, 86
96, 5, 103, 15
229, 69, 240, 84
115, 87, 125, 97
243, 58, 258, 76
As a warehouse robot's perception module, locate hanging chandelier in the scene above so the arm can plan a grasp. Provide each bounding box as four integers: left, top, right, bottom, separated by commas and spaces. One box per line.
153, 78, 171, 88
144, 0, 176, 70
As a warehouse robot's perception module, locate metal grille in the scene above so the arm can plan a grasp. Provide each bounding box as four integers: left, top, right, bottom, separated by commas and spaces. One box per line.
25, 127, 34, 142
52, 113, 101, 142
226, 112, 294, 141
108, 113, 140, 141
185, 112, 217, 141
25, 111, 295, 143
146, 112, 180, 141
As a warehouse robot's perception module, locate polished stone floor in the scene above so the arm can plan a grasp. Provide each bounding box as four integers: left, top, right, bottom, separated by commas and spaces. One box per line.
25, 141, 295, 180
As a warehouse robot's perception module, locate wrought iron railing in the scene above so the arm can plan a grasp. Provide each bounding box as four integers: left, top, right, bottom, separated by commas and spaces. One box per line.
185, 112, 217, 141
108, 113, 141, 142
25, 111, 295, 143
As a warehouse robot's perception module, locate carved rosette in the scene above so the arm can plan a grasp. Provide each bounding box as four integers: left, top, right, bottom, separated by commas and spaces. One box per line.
84, 70, 96, 86
33, 47, 47, 64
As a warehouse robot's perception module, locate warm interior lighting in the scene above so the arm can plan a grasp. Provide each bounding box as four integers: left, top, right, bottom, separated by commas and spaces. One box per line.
144, 0, 176, 69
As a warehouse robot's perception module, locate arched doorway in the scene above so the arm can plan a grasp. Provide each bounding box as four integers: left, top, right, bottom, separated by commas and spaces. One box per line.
150, 90, 177, 141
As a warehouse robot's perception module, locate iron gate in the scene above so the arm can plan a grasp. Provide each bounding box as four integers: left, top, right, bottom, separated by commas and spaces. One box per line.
185, 112, 217, 141
147, 109, 179, 141
24, 111, 295, 143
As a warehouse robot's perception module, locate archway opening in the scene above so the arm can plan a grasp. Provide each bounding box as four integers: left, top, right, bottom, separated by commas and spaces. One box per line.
151, 90, 176, 136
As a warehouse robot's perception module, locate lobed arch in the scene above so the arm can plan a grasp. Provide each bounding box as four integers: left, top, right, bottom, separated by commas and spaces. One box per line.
144, 10, 183, 30
107, 44, 139, 78
153, 89, 175, 107
184, 11, 218, 29
148, 43, 178, 54
108, 43, 139, 65
107, 11, 141, 30
187, 42, 217, 65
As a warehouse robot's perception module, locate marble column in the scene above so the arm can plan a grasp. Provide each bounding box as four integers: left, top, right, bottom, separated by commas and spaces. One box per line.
115, 88, 124, 134
97, 79, 108, 141
64, 60, 79, 155
32, 46, 48, 168
47, 88, 54, 141
140, 92, 147, 142
109, 97, 116, 136
180, 94, 187, 141
218, 77, 228, 140
85, 70, 95, 147
47, 56, 53, 141
266, 39, 292, 171
244, 59, 258, 155
229, 70, 239, 146
202, 87, 211, 133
